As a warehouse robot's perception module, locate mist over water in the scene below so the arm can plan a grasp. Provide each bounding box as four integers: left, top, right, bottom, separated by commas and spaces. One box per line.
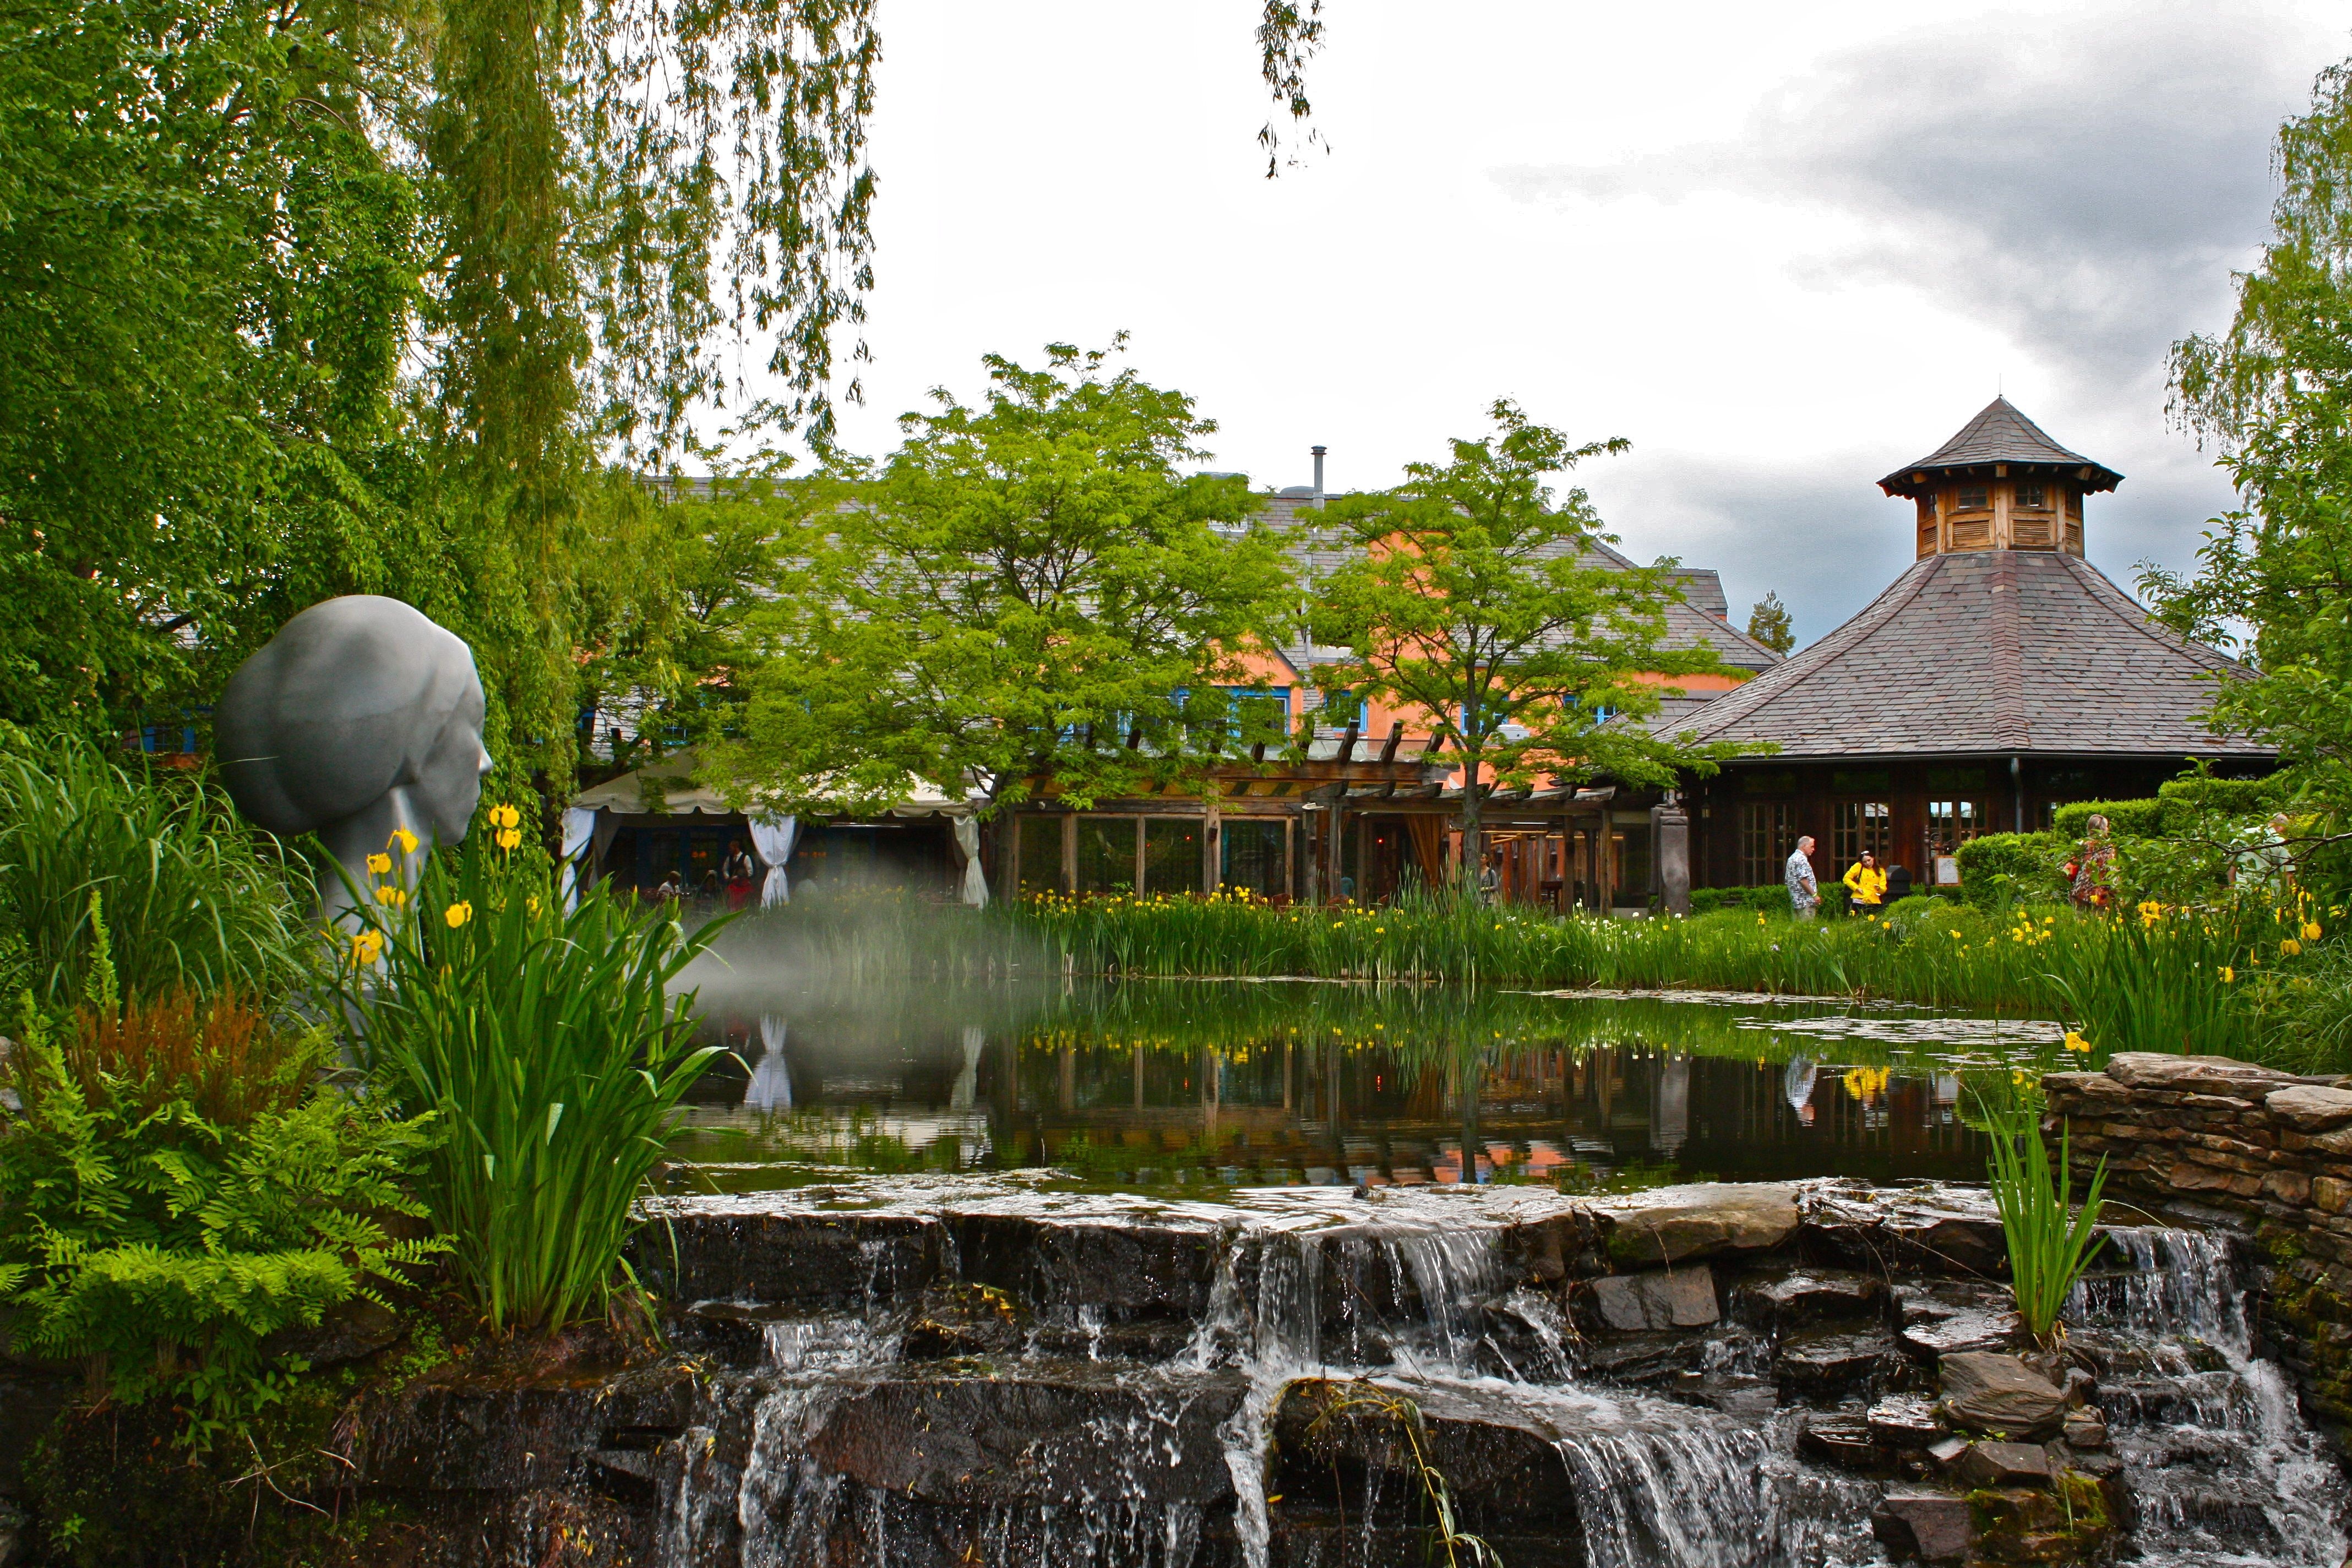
665, 907, 2057, 1197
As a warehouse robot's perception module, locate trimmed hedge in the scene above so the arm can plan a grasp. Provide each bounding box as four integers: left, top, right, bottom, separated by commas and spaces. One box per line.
2052, 798, 2164, 840
1956, 831, 2070, 908
1689, 884, 1795, 916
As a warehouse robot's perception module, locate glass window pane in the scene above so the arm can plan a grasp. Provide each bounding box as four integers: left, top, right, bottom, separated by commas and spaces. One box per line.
1077, 817, 1136, 895
1143, 818, 1203, 896
1221, 819, 1286, 897
1018, 815, 1064, 894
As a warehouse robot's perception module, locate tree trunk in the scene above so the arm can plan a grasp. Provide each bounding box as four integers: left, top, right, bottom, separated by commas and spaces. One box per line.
1457, 770, 1483, 889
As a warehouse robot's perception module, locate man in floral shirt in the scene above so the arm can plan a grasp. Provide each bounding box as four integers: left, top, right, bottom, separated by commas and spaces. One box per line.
1785, 836, 1821, 919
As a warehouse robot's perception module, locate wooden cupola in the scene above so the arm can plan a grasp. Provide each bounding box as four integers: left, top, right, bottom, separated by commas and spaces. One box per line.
1877, 398, 2122, 560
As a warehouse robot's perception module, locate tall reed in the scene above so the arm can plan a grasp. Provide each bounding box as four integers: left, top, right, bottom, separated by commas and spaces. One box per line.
345, 824, 725, 1332
0, 741, 313, 1007
1972, 1082, 2110, 1346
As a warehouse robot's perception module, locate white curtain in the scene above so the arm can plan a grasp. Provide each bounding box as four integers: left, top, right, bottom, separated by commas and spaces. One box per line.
951, 1025, 984, 1110
952, 815, 990, 908
559, 807, 599, 911
749, 815, 798, 906
745, 1015, 793, 1113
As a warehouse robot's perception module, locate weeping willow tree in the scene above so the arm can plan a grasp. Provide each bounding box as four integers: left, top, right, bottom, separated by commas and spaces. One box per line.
1, 0, 1328, 781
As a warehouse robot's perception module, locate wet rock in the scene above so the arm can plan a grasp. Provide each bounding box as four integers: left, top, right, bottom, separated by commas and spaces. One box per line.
633, 1205, 940, 1308
2060, 1365, 2095, 1408
1590, 1264, 1718, 1331
951, 1212, 1222, 1319
803, 1365, 1244, 1512
1866, 1395, 1947, 1450
1871, 1490, 1975, 1565
2061, 1409, 2108, 1450
2264, 1083, 2352, 1133
1592, 1183, 1799, 1266
900, 1283, 1028, 1360
1795, 1412, 1888, 1471
2104, 1052, 2294, 1096
1774, 1330, 1893, 1396
1893, 1282, 2024, 1360
1969, 1479, 2112, 1565
1733, 1265, 1886, 1331
1577, 1331, 1703, 1385
1269, 1378, 1582, 1539
1925, 1434, 1969, 1467
1954, 1440, 2051, 1489
356, 1359, 700, 1493
1669, 1371, 1778, 1417
1939, 1353, 2067, 1440
259, 1296, 404, 1370
1801, 1183, 2007, 1276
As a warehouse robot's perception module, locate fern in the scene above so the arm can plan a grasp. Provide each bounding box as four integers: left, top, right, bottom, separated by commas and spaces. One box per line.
0, 994, 445, 1440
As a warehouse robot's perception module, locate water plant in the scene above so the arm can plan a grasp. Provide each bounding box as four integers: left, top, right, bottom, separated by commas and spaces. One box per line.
1971, 1080, 2110, 1347
992, 885, 2286, 1060
345, 823, 726, 1332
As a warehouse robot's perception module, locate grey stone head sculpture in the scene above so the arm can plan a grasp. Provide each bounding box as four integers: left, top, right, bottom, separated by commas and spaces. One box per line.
215, 596, 493, 919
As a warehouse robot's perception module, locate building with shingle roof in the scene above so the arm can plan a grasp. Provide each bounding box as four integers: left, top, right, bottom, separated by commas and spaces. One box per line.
1670, 400, 2271, 895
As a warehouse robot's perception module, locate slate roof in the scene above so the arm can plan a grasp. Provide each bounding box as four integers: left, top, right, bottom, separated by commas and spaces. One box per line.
1260, 494, 1781, 680
1878, 398, 2123, 498
1663, 549, 2270, 759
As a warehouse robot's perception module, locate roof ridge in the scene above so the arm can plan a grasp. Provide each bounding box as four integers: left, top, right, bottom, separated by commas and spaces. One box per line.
1684, 555, 1944, 737
2057, 552, 2246, 675
1989, 551, 2027, 749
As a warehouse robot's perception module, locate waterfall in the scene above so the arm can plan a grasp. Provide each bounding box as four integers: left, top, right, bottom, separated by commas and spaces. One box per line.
2070, 1226, 2348, 1568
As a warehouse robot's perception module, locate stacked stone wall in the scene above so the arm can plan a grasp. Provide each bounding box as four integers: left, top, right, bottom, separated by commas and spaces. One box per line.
2046, 1052, 2352, 1428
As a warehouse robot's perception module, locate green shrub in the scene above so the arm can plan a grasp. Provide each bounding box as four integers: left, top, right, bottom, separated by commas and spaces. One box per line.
1973, 1086, 2109, 1348
2157, 772, 2287, 823
2051, 798, 2164, 840
348, 820, 726, 1332
1687, 884, 1794, 916
1956, 832, 2069, 908
0, 740, 314, 1009
0, 990, 442, 1438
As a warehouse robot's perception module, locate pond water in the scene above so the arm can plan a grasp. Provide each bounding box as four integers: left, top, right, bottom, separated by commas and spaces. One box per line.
668, 973, 2061, 1195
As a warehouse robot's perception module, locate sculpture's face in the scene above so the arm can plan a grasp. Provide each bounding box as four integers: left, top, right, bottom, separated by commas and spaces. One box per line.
413, 679, 494, 846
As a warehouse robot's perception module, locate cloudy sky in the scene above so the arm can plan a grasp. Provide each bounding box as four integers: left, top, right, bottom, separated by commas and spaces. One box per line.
773, 1, 2346, 647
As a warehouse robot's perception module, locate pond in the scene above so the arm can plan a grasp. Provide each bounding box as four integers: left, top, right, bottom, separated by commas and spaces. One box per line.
667, 970, 2061, 1195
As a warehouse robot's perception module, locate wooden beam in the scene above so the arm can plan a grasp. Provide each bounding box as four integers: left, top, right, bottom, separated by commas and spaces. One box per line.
1336, 720, 1359, 764
1379, 725, 1403, 764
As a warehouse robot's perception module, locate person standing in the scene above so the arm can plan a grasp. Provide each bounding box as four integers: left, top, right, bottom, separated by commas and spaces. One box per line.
2068, 814, 2116, 911
1786, 835, 1821, 919
722, 839, 757, 910
1842, 850, 1887, 915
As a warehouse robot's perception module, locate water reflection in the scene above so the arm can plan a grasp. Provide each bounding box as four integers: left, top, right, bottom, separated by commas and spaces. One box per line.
672, 980, 2054, 1194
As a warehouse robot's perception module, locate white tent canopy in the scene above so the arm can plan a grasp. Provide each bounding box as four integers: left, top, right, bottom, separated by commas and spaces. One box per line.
570, 749, 981, 819
568, 750, 992, 905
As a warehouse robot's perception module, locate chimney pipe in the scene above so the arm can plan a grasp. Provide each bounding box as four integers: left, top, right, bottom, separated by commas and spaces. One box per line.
1311, 445, 1327, 501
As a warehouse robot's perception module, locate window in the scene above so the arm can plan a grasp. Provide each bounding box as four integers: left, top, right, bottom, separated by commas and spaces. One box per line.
1833, 801, 1892, 867
1142, 818, 1203, 895
1742, 802, 1799, 885
1018, 816, 1065, 894
1321, 687, 1362, 728
2015, 481, 2047, 509
1926, 799, 1983, 853
1221, 819, 1287, 897
1955, 484, 1990, 511
1077, 817, 1137, 895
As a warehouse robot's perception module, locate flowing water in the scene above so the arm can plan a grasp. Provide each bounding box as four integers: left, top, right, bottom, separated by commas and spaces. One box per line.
637, 1168, 2350, 1568
634, 973, 2346, 1567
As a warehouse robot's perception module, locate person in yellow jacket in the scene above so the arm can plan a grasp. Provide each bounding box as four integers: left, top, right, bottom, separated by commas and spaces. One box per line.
1843, 851, 1887, 913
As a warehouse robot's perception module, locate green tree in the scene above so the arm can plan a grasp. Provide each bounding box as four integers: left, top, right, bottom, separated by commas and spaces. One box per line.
707, 343, 1297, 816
1, 0, 1331, 777
1303, 400, 1760, 875
2148, 58, 2352, 812
1745, 591, 1796, 655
